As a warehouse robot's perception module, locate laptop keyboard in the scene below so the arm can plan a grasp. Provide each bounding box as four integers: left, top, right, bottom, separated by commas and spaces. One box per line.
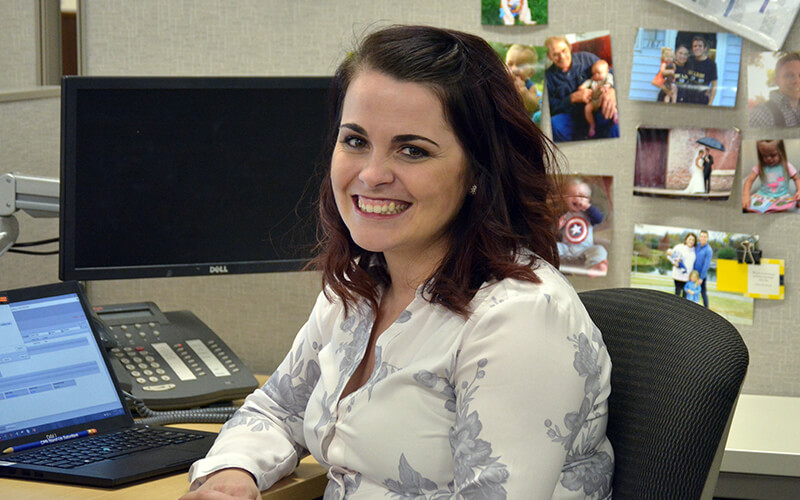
8, 427, 205, 469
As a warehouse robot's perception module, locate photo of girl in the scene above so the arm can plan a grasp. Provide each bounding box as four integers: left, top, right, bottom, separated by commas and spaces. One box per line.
634, 126, 741, 200
481, 0, 548, 26
741, 139, 800, 213
629, 28, 742, 107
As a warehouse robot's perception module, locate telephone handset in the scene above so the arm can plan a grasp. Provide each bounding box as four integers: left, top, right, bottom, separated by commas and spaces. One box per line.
92, 301, 259, 411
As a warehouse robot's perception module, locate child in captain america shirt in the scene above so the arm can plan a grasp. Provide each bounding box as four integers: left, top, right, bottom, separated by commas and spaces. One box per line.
557, 178, 608, 277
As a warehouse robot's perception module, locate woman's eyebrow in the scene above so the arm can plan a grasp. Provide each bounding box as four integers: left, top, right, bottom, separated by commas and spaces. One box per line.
339, 123, 367, 135
392, 134, 439, 147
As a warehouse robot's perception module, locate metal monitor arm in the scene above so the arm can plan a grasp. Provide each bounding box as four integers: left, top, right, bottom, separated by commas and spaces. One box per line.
0, 173, 59, 256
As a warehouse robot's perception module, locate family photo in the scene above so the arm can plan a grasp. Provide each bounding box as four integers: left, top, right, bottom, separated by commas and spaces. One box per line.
491, 41, 546, 125
633, 126, 741, 200
557, 175, 613, 278
741, 138, 800, 213
747, 50, 800, 128
629, 28, 742, 107
481, 0, 548, 26
544, 31, 620, 142
631, 224, 755, 326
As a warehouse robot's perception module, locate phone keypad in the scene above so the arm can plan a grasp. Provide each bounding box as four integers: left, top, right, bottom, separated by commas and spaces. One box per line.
110, 345, 174, 387
107, 322, 174, 388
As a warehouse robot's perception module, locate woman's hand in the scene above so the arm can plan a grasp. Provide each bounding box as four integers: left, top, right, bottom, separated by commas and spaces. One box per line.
180, 468, 260, 500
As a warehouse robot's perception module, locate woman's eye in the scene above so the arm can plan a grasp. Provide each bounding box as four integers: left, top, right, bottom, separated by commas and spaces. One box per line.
400, 145, 429, 159
342, 136, 366, 149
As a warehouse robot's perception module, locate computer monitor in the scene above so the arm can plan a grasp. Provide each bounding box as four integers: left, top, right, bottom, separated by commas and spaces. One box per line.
59, 76, 333, 281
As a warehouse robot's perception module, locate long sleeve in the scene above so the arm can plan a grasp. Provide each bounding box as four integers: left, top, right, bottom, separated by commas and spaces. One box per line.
187, 292, 329, 491
451, 273, 613, 499
695, 246, 712, 280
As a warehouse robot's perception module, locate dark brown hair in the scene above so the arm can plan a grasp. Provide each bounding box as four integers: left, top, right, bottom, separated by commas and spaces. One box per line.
311, 25, 562, 317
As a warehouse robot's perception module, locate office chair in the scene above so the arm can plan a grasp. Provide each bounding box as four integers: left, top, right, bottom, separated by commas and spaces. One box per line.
578, 288, 748, 500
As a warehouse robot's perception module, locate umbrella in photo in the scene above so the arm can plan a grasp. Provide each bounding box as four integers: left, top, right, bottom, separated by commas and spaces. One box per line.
697, 137, 725, 151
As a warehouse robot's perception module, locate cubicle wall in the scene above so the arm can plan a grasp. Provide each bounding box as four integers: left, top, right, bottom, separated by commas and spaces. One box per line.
2, 0, 799, 396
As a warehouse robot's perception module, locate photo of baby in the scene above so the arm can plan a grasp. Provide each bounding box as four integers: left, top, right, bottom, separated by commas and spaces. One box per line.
741, 138, 800, 213
481, 0, 548, 26
557, 175, 613, 278
544, 31, 619, 142
634, 126, 740, 200
491, 42, 546, 124
747, 50, 800, 128
632, 224, 755, 326
629, 28, 742, 107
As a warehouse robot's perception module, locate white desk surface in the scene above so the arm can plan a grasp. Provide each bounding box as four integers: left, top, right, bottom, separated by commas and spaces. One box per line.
721, 394, 800, 477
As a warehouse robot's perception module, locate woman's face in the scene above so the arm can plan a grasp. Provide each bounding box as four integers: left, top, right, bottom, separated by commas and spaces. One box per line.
685, 234, 696, 247
775, 59, 800, 102
675, 46, 689, 66
330, 70, 470, 263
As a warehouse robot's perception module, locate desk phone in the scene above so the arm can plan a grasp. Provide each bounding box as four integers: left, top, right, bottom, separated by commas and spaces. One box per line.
92, 301, 259, 411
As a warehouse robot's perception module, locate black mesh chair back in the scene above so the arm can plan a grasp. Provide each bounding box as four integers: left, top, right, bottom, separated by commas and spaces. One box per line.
578, 288, 749, 499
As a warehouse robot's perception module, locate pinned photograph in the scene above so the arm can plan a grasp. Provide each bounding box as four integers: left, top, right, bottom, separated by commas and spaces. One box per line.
481, 0, 547, 26
634, 126, 741, 200
747, 50, 800, 128
629, 28, 742, 107
632, 224, 755, 326
491, 42, 546, 125
544, 31, 619, 142
741, 138, 800, 213
557, 175, 613, 278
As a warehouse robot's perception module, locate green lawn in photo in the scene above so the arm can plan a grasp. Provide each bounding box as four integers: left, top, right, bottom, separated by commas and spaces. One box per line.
630, 272, 754, 325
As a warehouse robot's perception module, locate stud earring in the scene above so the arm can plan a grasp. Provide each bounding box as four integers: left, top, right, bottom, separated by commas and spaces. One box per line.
469, 184, 477, 195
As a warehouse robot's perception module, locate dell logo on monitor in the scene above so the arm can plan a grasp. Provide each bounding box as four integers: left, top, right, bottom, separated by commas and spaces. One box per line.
209, 265, 229, 274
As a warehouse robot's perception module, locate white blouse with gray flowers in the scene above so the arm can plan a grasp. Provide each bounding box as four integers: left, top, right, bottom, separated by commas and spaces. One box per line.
188, 260, 614, 499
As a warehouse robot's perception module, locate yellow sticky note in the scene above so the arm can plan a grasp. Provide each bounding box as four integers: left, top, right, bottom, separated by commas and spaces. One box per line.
716, 259, 748, 294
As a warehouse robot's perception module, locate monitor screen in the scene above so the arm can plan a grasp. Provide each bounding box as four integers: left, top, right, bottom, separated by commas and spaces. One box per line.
59, 76, 333, 280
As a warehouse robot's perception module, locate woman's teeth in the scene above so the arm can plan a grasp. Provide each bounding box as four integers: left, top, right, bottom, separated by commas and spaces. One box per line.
357, 198, 410, 215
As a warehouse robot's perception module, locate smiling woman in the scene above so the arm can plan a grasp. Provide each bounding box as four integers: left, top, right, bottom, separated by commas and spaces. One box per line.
183, 25, 614, 500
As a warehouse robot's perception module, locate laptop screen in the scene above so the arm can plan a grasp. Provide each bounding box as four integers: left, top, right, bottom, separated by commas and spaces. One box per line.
0, 291, 125, 444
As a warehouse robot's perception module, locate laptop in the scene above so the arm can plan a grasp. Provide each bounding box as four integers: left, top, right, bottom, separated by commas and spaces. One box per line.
0, 281, 217, 487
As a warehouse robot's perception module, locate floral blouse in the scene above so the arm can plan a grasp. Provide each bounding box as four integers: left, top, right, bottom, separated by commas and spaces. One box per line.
188, 260, 614, 499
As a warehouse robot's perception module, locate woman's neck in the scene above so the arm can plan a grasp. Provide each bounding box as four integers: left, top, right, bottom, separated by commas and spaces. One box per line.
382, 243, 448, 302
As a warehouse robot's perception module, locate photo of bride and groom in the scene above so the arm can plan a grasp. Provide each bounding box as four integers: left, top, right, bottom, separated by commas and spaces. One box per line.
633, 126, 741, 200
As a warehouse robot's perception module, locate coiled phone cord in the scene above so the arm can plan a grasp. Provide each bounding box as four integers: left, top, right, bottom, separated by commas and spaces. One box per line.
123, 390, 239, 425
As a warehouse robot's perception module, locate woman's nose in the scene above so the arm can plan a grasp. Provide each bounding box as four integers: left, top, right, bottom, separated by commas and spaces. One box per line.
358, 154, 394, 187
